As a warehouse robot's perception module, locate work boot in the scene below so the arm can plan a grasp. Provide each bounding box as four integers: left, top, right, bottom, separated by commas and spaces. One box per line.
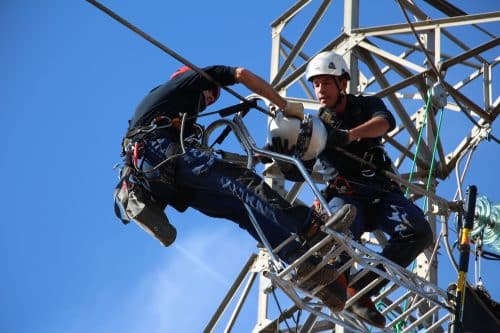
315, 272, 348, 312
301, 204, 356, 256
347, 287, 386, 328
286, 249, 338, 289
285, 246, 347, 312
286, 246, 348, 313
296, 259, 347, 312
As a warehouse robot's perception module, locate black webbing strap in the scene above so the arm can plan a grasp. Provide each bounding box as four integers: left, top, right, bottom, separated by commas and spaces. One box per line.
294, 115, 313, 159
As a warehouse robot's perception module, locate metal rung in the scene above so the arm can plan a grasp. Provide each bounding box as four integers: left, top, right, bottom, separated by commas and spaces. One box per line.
386, 297, 428, 327
345, 277, 386, 307
203, 114, 456, 332
380, 290, 413, 315
423, 313, 452, 333
401, 304, 443, 333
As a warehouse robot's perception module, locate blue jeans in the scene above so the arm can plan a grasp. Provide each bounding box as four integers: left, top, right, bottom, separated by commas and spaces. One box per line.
138, 136, 312, 261
327, 182, 433, 294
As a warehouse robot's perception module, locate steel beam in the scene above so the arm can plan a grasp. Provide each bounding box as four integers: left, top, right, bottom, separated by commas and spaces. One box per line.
352, 12, 500, 37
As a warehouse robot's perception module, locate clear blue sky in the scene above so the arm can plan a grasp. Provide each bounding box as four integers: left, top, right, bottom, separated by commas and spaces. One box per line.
1, 1, 498, 332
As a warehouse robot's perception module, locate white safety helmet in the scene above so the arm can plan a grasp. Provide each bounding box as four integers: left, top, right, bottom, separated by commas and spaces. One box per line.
267, 113, 327, 160
305, 51, 350, 81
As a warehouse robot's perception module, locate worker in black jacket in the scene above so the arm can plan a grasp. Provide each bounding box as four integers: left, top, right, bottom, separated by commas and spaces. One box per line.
115, 65, 355, 311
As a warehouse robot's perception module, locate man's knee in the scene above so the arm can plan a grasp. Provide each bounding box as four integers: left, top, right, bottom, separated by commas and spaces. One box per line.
408, 216, 433, 254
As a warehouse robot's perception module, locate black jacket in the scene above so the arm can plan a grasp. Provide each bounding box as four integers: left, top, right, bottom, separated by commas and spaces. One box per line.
127, 65, 237, 139
319, 94, 396, 181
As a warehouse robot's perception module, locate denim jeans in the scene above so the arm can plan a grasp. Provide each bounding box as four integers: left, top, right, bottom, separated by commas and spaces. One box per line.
327, 183, 433, 295
138, 136, 312, 261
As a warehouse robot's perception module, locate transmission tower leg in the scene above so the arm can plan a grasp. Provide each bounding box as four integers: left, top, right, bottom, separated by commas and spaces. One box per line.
253, 249, 273, 332
344, 0, 360, 95
204, 254, 258, 333
337, 2, 359, 331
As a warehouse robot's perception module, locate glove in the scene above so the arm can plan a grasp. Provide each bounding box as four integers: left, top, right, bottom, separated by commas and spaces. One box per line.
283, 101, 304, 120
270, 137, 296, 155
267, 137, 317, 180
259, 138, 294, 164
326, 128, 350, 147
258, 137, 296, 164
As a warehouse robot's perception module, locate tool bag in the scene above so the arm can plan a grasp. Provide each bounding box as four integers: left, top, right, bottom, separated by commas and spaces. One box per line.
113, 165, 177, 247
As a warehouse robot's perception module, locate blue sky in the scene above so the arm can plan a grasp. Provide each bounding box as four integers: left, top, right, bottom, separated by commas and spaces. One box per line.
1, 1, 499, 332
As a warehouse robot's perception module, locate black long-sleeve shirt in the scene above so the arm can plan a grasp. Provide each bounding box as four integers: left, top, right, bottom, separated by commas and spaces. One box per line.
319, 94, 396, 181
127, 65, 237, 137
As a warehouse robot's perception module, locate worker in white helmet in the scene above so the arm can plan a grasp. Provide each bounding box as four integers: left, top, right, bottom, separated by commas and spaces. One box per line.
267, 51, 433, 328
114, 64, 358, 312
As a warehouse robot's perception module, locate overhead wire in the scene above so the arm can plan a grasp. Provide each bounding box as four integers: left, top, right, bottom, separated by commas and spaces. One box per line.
270, 288, 299, 332
85, 0, 273, 118
453, 146, 477, 202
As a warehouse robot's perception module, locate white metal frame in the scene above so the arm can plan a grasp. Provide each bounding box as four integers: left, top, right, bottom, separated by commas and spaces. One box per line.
205, 1, 498, 331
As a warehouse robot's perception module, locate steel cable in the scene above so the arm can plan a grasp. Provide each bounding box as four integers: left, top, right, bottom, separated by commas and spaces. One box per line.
85, 0, 273, 117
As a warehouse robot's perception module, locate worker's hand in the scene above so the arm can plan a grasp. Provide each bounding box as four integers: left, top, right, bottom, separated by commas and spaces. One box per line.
326, 128, 350, 147
283, 101, 304, 120
269, 137, 296, 155
258, 137, 295, 164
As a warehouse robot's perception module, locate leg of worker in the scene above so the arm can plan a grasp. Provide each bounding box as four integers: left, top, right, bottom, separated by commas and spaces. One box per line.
350, 190, 433, 296
142, 142, 311, 261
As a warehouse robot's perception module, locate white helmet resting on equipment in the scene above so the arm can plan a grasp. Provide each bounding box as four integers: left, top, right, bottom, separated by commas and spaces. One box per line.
305, 51, 351, 81
267, 113, 327, 160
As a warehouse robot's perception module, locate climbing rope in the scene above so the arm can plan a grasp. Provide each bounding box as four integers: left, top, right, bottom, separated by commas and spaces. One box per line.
422, 106, 446, 211
405, 90, 432, 198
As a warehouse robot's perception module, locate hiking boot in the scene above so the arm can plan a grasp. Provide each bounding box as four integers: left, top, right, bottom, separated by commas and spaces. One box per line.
293, 254, 339, 289
302, 204, 356, 256
315, 273, 348, 312
296, 260, 347, 312
347, 287, 386, 328
285, 247, 349, 313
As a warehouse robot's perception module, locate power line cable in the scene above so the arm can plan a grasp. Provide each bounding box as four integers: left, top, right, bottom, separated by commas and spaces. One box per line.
85, 0, 273, 117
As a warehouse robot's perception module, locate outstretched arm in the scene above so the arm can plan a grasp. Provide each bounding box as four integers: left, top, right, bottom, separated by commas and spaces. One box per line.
348, 116, 390, 142
327, 116, 390, 147
234, 67, 303, 119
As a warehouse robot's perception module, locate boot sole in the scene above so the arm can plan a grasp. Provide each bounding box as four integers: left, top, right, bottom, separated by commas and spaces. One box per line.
315, 288, 346, 312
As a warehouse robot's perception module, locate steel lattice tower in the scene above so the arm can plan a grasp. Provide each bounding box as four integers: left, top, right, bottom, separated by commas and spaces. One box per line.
204, 1, 498, 332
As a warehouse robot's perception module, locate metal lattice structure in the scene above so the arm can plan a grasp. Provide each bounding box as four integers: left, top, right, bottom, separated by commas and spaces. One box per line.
204, 1, 499, 332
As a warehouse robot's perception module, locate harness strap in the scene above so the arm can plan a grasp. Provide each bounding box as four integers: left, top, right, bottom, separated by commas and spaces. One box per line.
113, 165, 134, 224
294, 114, 313, 159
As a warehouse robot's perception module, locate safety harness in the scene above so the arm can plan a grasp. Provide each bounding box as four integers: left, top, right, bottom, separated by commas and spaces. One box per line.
113, 115, 192, 247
